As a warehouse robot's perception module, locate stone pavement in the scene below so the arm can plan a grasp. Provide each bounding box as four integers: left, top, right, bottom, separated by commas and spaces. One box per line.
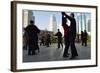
23, 43, 91, 62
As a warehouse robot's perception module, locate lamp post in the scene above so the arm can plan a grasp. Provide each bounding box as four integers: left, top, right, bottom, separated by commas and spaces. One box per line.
76, 13, 80, 42
84, 14, 86, 31
81, 13, 83, 32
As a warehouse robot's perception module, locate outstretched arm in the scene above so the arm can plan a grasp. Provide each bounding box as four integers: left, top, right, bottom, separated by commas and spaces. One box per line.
34, 25, 40, 33
62, 12, 72, 21
62, 12, 67, 26
61, 12, 69, 31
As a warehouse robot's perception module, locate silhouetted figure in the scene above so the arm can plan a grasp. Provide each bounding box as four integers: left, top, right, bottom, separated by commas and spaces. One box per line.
63, 12, 78, 59
25, 20, 40, 55
55, 29, 63, 49
81, 31, 84, 46
62, 12, 70, 57
83, 30, 88, 46
23, 28, 29, 50
40, 35, 45, 46
46, 33, 51, 47
43, 32, 47, 46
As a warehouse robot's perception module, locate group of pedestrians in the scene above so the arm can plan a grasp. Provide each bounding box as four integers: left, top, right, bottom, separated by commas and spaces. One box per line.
81, 30, 88, 46
40, 33, 51, 47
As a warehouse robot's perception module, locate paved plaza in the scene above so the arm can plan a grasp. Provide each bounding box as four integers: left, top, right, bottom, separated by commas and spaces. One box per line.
23, 43, 91, 62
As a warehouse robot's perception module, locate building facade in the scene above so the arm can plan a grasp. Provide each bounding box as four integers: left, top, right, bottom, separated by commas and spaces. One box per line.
49, 15, 57, 34
23, 10, 35, 28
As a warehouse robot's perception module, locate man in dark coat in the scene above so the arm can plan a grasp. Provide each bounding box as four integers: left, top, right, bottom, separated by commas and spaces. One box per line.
81, 31, 84, 46
62, 12, 78, 59
83, 30, 88, 46
25, 20, 40, 55
55, 29, 63, 49
46, 33, 51, 47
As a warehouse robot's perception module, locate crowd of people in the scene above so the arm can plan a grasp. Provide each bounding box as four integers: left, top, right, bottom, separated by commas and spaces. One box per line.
23, 12, 88, 59
40, 32, 51, 47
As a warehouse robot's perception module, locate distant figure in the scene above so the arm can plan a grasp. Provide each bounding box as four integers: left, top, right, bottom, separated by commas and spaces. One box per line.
25, 20, 40, 55
40, 35, 45, 46
55, 29, 63, 49
62, 12, 78, 59
46, 33, 51, 47
62, 12, 70, 57
83, 30, 88, 46
81, 31, 84, 46
23, 28, 29, 50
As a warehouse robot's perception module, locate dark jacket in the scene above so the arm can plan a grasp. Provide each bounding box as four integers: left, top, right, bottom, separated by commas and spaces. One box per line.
65, 14, 76, 33
25, 24, 40, 43
62, 13, 70, 37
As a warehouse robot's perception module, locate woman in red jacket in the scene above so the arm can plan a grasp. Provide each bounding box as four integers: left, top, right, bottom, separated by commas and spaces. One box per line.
62, 12, 70, 57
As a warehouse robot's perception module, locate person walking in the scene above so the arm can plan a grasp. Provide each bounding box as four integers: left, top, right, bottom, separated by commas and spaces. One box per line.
83, 30, 88, 46
81, 31, 84, 46
55, 29, 63, 49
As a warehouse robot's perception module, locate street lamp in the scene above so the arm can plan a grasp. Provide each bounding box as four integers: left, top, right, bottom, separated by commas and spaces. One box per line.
81, 13, 83, 32
84, 13, 86, 31
76, 13, 80, 42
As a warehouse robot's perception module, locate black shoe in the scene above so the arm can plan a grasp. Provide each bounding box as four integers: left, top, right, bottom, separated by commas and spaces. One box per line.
32, 52, 36, 55
70, 56, 75, 59
63, 54, 69, 58
70, 55, 78, 59
63, 53, 70, 57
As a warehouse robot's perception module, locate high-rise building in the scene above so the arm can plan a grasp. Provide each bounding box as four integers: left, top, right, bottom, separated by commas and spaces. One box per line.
49, 15, 57, 34
23, 10, 35, 28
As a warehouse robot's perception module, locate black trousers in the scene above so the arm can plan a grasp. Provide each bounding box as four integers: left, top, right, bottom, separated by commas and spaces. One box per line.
63, 35, 70, 56
28, 40, 36, 55
83, 39, 87, 46
58, 40, 63, 48
28, 44, 36, 55
70, 33, 78, 57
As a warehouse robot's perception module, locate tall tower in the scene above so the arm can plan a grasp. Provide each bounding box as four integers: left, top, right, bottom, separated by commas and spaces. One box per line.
49, 15, 57, 34
28, 10, 35, 25
23, 10, 35, 28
